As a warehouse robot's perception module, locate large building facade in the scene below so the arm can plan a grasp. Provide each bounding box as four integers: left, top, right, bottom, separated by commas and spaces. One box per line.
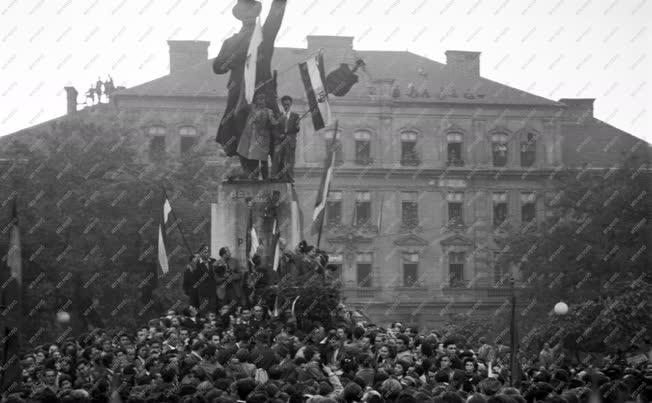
6, 36, 648, 327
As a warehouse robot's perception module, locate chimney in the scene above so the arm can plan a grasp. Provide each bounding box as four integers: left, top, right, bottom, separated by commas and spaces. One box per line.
167, 40, 210, 74
445, 50, 481, 76
559, 98, 594, 123
64, 86, 78, 115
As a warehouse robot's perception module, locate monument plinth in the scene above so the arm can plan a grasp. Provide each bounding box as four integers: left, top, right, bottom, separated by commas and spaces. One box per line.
211, 181, 299, 266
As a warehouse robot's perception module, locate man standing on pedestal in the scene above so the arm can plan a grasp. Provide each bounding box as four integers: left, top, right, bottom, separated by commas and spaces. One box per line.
191, 245, 218, 314
272, 95, 300, 181
216, 247, 246, 308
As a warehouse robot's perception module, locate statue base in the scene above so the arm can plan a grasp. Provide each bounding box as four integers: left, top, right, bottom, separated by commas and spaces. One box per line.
211, 181, 300, 267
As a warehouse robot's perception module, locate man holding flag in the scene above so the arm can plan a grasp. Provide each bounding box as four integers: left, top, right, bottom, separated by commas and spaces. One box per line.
214, 0, 287, 178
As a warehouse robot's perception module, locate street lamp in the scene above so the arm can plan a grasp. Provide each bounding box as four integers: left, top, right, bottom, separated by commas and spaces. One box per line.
554, 301, 569, 315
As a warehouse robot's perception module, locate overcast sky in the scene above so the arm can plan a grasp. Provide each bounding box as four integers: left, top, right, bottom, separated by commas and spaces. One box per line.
1, 0, 650, 142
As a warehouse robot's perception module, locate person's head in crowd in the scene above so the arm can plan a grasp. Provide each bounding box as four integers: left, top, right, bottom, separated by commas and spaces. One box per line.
444, 340, 458, 356
396, 334, 410, 352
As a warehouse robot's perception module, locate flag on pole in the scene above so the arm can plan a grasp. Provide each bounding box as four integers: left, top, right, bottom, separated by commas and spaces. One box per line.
157, 191, 172, 274
287, 184, 304, 249
246, 206, 259, 263
244, 16, 263, 104
271, 219, 281, 272
312, 121, 338, 236
299, 51, 331, 131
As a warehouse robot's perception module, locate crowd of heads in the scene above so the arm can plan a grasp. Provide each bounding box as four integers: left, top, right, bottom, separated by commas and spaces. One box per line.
10, 303, 652, 403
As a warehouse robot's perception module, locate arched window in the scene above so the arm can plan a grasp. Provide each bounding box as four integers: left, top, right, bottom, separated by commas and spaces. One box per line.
179, 126, 198, 156
354, 130, 372, 165
446, 132, 464, 166
520, 132, 537, 167
147, 126, 166, 162
491, 133, 508, 167
324, 130, 343, 166
400, 131, 419, 165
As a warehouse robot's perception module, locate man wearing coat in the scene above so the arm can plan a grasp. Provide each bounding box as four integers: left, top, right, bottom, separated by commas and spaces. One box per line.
216, 247, 246, 308
213, 0, 287, 178
191, 245, 218, 314
272, 95, 300, 181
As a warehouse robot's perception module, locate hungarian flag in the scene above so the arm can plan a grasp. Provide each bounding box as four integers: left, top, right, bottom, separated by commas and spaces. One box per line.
287, 184, 304, 249
1, 197, 22, 392
299, 52, 331, 131
157, 191, 172, 274
271, 219, 281, 272
312, 121, 338, 236
244, 16, 263, 104
246, 206, 259, 264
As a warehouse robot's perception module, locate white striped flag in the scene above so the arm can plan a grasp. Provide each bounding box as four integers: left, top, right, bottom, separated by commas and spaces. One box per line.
299, 52, 331, 131
157, 191, 172, 274
312, 120, 338, 240
244, 16, 263, 104
246, 206, 260, 264
271, 219, 281, 272
287, 183, 304, 249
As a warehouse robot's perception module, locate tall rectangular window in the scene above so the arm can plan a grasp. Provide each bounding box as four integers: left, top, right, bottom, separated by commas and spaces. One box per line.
354, 191, 371, 226
400, 132, 419, 165
354, 130, 371, 165
449, 252, 465, 287
493, 192, 508, 228
521, 192, 536, 224
491, 133, 508, 167
521, 132, 537, 167
401, 192, 419, 229
179, 126, 198, 155
447, 192, 464, 226
327, 253, 343, 283
148, 126, 166, 162
402, 252, 419, 287
356, 253, 373, 287
447, 133, 464, 166
326, 191, 342, 227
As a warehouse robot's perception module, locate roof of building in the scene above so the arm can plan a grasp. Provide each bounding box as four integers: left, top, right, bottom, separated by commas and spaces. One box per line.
114, 46, 564, 107
561, 117, 651, 167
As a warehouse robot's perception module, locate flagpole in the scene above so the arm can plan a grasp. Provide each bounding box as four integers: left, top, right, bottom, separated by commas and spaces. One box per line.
317, 119, 338, 248
509, 276, 519, 387
160, 186, 193, 256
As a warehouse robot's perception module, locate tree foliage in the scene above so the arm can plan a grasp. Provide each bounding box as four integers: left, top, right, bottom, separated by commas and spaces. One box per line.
0, 110, 223, 346
496, 154, 651, 355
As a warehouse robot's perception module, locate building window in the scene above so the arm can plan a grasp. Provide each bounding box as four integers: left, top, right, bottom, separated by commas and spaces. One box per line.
401, 191, 419, 229
447, 192, 464, 226
446, 132, 464, 166
354, 191, 371, 226
354, 130, 372, 165
521, 192, 536, 224
521, 132, 537, 167
326, 191, 342, 227
179, 126, 198, 155
491, 133, 508, 167
356, 253, 373, 287
327, 253, 343, 283
449, 252, 465, 287
493, 192, 508, 228
402, 252, 419, 287
325, 130, 343, 166
400, 131, 419, 166
147, 126, 166, 162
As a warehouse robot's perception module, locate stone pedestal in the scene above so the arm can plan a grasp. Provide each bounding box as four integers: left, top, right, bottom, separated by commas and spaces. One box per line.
211, 182, 296, 266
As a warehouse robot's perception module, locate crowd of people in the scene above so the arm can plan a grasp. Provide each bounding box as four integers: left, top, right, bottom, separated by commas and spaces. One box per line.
9, 299, 652, 402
